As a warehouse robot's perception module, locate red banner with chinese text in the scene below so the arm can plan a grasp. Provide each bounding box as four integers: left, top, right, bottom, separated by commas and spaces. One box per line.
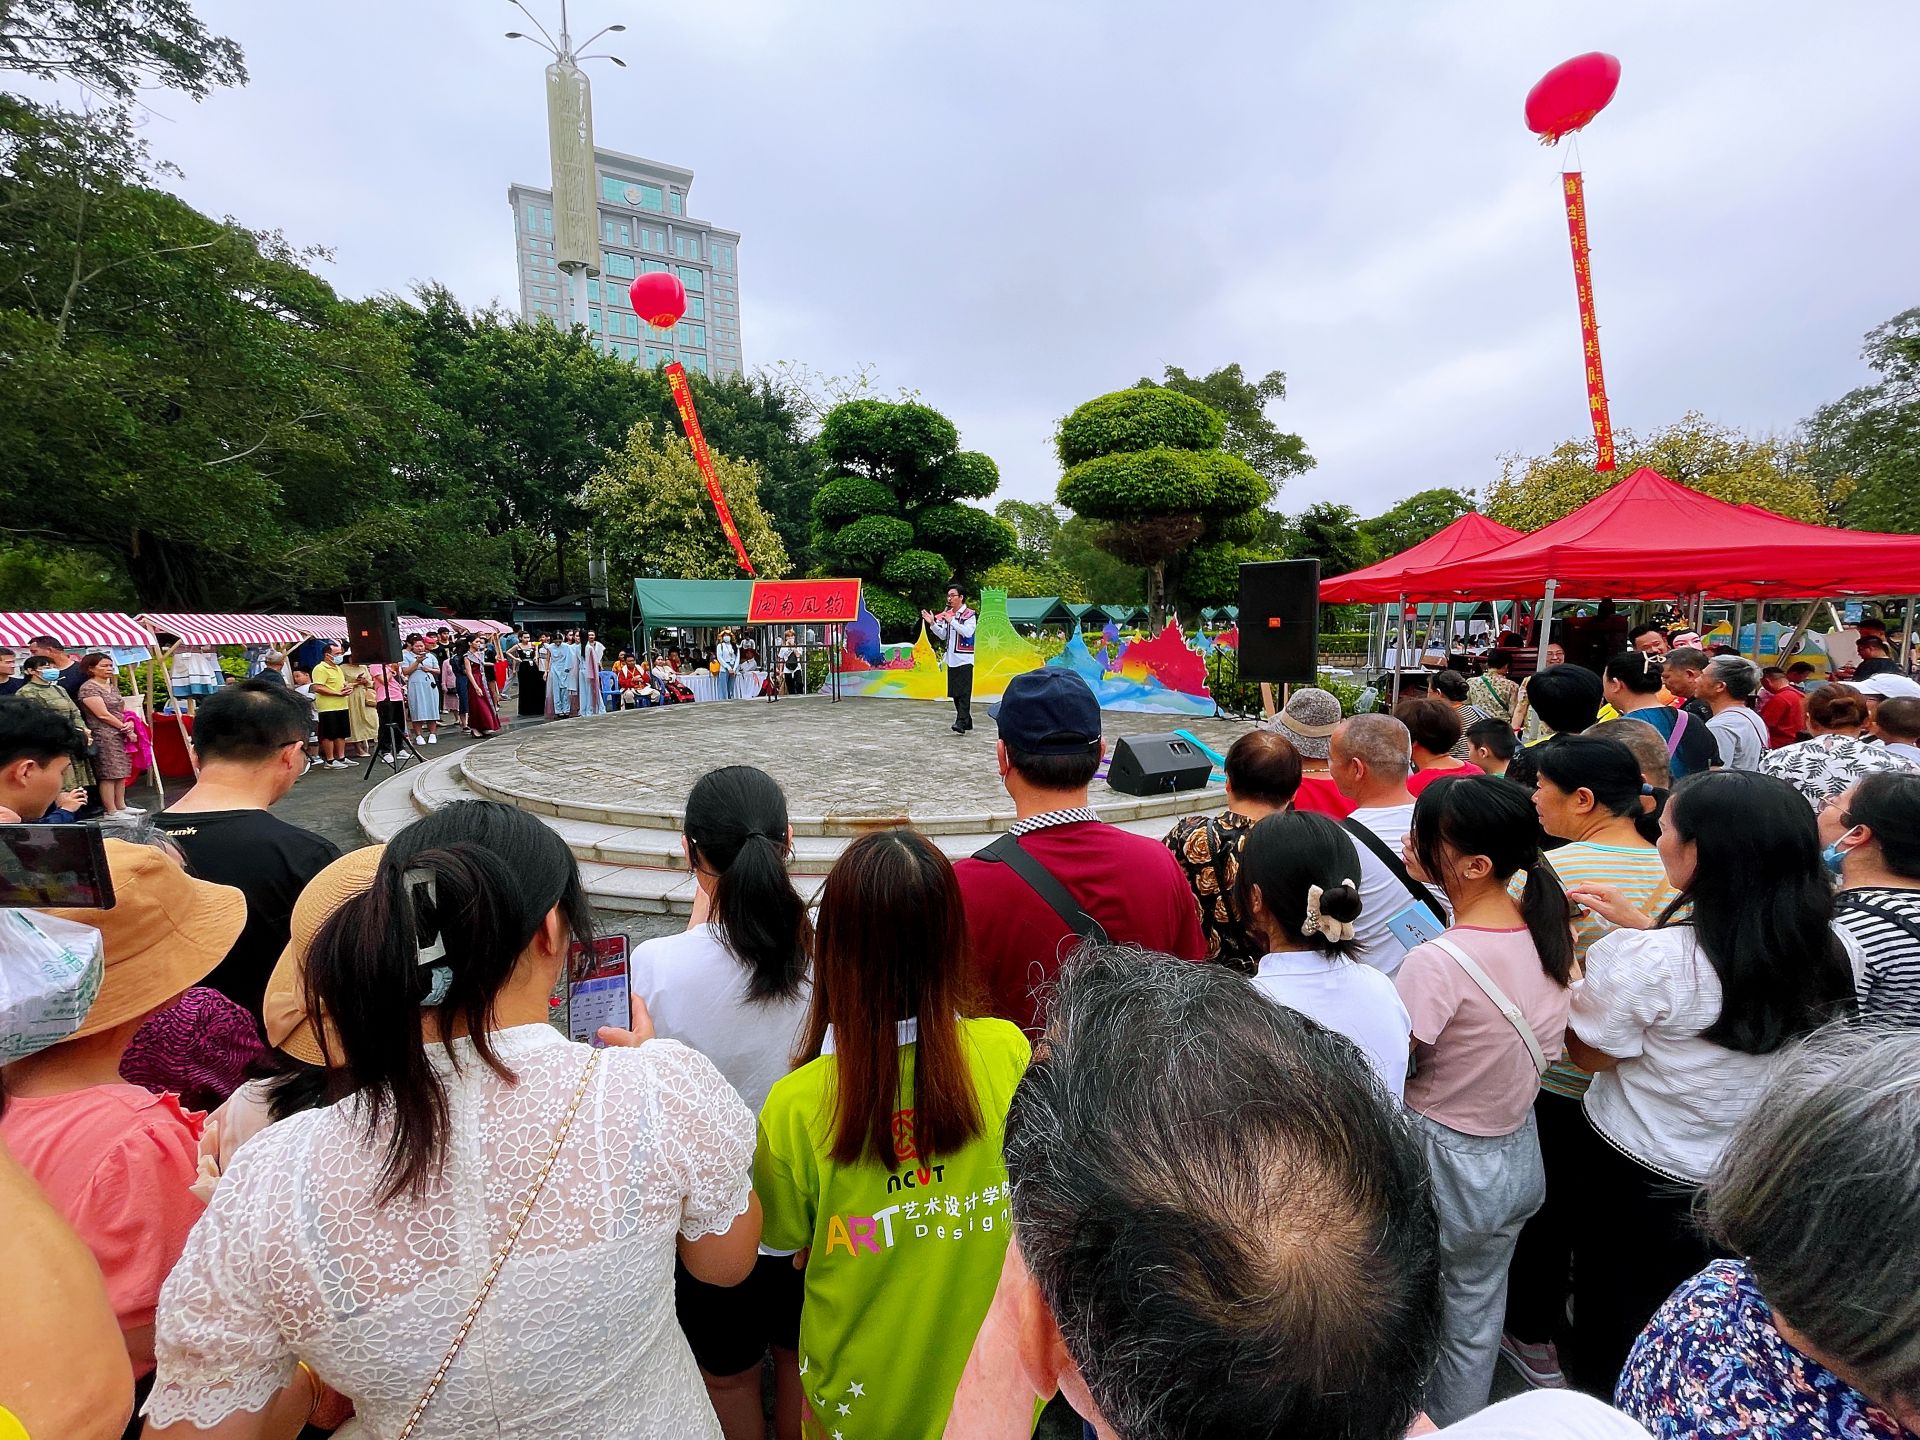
1562, 172, 1616, 472
746, 579, 862, 625
664, 362, 756, 574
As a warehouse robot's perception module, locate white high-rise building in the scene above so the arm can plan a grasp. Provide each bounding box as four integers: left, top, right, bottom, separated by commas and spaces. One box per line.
509, 148, 743, 378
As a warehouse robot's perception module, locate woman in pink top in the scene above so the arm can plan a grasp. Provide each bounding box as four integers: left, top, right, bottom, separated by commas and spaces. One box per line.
0, 838, 244, 1383
1394, 776, 1575, 1425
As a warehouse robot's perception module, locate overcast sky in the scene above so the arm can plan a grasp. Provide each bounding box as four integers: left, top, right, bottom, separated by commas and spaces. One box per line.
80, 0, 1920, 515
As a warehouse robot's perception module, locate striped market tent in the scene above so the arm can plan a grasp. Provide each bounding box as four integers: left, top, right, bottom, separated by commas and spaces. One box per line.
269, 614, 350, 641
138, 612, 301, 647
0, 611, 152, 650
450, 618, 513, 635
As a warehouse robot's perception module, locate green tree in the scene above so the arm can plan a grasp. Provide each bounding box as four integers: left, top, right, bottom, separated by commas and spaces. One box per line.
1139, 363, 1315, 488
1357, 487, 1477, 559
978, 559, 1088, 604
1052, 515, 1145, 606
0, 0, 246, 102
993, 498, 1064, 566
580, 421, 789, 581
1483, 413, 1830, 531
0, 104, 511, 609
809, 398, 1014, 633
1277, 502, 1377, 578
1806, 308, 1920, 533
1055, 387, 1272, 623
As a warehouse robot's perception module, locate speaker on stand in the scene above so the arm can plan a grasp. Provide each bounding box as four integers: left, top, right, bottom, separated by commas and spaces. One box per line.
1237, 560, 1322, 687
343, 601, 425, 781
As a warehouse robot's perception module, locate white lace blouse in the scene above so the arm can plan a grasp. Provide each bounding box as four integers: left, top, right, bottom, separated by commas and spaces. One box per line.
146, 1025, 755, 1437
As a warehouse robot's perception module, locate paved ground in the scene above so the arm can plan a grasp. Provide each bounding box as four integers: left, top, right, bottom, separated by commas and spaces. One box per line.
461, 694, 1253, 829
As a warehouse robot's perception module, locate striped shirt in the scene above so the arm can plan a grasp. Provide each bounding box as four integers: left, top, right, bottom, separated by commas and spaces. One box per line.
1832, 886, 1920, 1026
1530, 842, 1678, 1099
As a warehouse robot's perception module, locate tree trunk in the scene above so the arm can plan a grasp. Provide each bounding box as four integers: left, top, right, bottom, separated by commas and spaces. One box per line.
1149, 560, 1166, 632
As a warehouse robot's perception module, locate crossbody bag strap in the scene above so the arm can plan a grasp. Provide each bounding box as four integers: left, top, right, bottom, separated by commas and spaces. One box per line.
1665, 709, 1689, 758
395, 1047, 603, 1440
1430, 935, 1548, 1075
1838, 893, 1920, 948
973, 833, 1111, 945
1476, 674, 1509, 715
1340, 819, 1449, 927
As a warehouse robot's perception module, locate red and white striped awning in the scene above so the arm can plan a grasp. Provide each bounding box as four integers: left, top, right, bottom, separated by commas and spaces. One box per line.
268, 614, 349, 641
450, 617, 513, 635
138, 612, 301, 647
0, 611, 151, 649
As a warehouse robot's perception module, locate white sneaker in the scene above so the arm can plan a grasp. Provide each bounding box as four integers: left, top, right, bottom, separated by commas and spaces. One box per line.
379, 751, 395, 763
330, 759, 351, 769
427, 733, 438, 745
118, 805, 147, 818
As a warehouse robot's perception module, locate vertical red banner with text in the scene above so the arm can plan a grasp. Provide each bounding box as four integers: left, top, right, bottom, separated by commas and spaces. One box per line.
1562, 172, 1616, 472
665, 362, 756, 574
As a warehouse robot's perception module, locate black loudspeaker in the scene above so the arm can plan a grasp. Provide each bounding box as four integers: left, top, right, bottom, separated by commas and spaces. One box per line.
343, 600, 402, 666
1107, 734, 1213, 796
1238, 559, 1321, 684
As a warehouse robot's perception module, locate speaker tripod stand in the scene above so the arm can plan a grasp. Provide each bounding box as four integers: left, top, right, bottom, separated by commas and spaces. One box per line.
363, 713, 427, 781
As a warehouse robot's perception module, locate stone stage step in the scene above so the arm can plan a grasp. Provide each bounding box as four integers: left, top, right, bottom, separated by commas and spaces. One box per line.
360, 698, 1247, 915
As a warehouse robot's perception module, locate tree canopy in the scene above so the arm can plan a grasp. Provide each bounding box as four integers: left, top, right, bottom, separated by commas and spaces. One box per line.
810, 397, 1012, 633
1355, 487, 1477, 560
1138, 362, 1315, 488
1483, 412, 1833, 532
1055, 385, 1273, 620
0, 0, 246, 102
1806, 307, 1920, 534
581, 421, 789, 582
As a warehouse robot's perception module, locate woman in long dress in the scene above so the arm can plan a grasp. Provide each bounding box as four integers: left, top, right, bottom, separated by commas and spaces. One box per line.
517, 633, 547, 718
341, 656, 380, 756
548, 630, 581, 718
578, 629, 606, 715
464, 637, 502, 738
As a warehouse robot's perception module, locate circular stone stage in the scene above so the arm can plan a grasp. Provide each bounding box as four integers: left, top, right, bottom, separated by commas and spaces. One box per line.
360, 696, 1253, 914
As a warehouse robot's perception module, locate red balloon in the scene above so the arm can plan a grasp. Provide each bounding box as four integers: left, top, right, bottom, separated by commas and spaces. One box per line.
1525, 52, 1621, 143
627, 272, 688, 329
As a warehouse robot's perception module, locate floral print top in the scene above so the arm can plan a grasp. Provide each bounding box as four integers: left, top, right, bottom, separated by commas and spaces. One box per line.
1163, 810, 1259, 974
1617, 1260, 1916, 1439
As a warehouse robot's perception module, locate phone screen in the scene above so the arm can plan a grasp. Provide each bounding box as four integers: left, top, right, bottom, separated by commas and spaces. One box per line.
555, 935, 630, 1047
0, 825, 116, 909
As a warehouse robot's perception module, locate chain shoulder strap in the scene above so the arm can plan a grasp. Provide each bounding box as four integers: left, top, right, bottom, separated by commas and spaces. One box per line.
395, 1047, 603, 1440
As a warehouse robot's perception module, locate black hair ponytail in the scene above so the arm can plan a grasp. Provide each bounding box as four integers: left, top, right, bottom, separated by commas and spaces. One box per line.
1236, 812, 1368, 959
305, 801, 594, 1203
1411, 776, 1575, 986
685, 766, 811, 1003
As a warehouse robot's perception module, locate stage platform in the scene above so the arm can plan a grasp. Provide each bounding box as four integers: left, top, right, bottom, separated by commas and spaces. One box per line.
361, 696, 1251, 914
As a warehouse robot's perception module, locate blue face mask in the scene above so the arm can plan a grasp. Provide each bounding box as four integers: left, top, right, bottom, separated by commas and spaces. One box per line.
1822, 839, 1851, 877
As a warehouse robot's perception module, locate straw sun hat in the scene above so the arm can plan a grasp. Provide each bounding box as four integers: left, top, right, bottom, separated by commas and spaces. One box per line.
45, 841, 246, 1040
261, 844, 385, 1066
1266, 687, 1344, 761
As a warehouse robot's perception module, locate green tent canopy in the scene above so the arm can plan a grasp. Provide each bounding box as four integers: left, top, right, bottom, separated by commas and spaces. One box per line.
1004, 596, 1076, 629
631, 578, 756, 631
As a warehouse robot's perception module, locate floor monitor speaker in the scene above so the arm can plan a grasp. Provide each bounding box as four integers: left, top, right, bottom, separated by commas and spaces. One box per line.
1107, 733, 1213, 796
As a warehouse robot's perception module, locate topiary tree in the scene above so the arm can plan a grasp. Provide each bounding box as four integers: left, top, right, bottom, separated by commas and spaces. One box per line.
1055, 388, 1273, 624
811, 398, 1015, 633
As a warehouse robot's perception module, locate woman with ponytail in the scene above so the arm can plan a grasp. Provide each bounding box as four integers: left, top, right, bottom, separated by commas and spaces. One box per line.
145, 801, 764, 1439
755, 829, 1029, 1440
1236, 810, 1413, 1101
1503, 734, 1681, 1393
1394, 775, 1574, 1424
632, 765, 813, 1440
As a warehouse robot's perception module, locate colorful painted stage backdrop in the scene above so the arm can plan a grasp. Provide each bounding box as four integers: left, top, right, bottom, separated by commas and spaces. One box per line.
837, 589, 1223, 716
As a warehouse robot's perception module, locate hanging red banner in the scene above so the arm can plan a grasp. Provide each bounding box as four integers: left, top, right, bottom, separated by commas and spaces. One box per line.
664, 362, 756, 574
1562, 172, 1616, 472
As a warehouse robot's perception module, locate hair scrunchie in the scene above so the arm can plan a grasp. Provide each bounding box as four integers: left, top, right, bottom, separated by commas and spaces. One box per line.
1301, 882, 1357, 945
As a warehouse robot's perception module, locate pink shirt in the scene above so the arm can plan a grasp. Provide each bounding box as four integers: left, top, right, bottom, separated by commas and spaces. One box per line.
0, 1084, 206, 1370
1393, 925, 1571, 1136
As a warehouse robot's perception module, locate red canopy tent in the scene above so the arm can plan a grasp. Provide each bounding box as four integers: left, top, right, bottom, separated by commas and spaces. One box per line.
1319, 512, 1524, 603
1391, 468, 1920, 601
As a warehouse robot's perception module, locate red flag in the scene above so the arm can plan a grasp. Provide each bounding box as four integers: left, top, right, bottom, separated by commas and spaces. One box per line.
1562, 172, 1616, 472
664, 363, 756, 574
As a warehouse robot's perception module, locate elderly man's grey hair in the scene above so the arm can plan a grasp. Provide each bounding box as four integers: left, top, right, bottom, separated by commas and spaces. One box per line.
1706, 1023, 1920, 1414
1007, 946, 1440, 1440
1331, 712, 1414, 782
1704, 653, 1764, 700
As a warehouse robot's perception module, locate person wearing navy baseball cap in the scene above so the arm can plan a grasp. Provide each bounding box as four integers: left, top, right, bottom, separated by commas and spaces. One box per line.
956, 668, 1206, 1036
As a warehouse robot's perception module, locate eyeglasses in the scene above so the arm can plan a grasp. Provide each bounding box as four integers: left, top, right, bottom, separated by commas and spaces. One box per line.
1814, 794, 1853, 821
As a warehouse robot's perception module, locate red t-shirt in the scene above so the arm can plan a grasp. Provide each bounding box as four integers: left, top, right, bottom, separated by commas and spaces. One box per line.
1759, 686, 1807, 748
1290, 775, 1356, 818
956, 821, 1206, 1035
1408, 760, 1486, 795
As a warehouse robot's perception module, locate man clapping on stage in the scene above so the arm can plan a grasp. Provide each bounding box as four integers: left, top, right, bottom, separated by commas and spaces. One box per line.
924, 584, 978, 734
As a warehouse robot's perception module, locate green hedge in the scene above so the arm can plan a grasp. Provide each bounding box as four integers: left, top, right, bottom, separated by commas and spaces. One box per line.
1059, 447, 1216, 520
1055, 387, 1226, 467
936, 450, 999, 501
826, 514, 915, 573
1319, 630, 1371, 654
811, 475, 898, 529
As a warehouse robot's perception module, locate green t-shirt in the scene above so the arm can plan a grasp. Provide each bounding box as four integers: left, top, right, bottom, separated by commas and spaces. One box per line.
755, 1016, 1030, 1440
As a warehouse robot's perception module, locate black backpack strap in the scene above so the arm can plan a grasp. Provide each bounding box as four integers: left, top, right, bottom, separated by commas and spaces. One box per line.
973, 833, 1111, 945
1837, 893, 1920, 948
1340, 818, 1449, 927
